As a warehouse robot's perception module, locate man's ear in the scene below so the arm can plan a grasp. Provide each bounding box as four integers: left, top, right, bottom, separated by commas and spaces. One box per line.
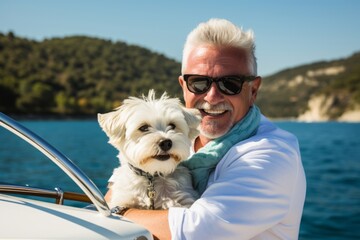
182, 107, 201, 140
179, 75, 189, 103
250, 76, 262, 104
178, 75, 185, 88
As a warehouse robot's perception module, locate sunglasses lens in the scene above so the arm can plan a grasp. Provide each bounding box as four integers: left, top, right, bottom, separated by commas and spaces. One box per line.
184, 75, 253, 95
218, 77, 243, 95
187, 76, 210, 94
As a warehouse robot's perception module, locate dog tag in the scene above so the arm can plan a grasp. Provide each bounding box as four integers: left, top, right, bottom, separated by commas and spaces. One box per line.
147, 188, 156, 198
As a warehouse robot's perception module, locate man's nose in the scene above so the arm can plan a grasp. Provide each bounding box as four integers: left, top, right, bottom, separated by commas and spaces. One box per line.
204, 83, 224, 105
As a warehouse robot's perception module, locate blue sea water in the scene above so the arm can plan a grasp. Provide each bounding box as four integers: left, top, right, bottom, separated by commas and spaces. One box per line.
0, 119, 359, 239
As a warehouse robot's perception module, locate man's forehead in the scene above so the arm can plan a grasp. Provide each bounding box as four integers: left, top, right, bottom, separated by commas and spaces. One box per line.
185, 46, 248, 74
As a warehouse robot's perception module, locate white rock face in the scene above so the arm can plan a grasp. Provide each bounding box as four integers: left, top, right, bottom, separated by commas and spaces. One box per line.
297, 94, 360, 122
297, 95, 332, 122
338, 109, 360, 122
306, 66, 345, 77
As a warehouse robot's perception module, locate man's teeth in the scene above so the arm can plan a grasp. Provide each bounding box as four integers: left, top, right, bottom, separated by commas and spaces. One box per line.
203, 109, 227, 115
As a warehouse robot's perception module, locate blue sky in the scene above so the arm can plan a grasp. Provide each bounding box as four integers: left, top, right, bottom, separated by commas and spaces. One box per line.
0, 0, 359, 76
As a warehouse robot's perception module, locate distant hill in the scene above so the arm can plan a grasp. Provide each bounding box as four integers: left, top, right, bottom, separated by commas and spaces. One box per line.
256, 52, 360, 121
0, 32, 359, 121
0, 32, 181, 116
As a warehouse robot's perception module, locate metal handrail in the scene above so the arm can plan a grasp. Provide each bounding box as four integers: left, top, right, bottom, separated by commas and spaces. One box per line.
0, 112, 111, 216
0, 183, 92, 204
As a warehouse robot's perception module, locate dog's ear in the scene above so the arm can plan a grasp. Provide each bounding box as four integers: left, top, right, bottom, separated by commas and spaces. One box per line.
98, 109, 126, 145
182, 108, 201, 140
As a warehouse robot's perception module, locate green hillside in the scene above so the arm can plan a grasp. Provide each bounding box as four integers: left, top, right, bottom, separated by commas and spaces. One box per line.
1, 32, 359, 119
257, 52, 360, 119
0, 32, 181, 116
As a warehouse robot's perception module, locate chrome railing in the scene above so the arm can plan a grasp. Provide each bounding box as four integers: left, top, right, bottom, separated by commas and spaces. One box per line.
0, 183, 93, 204
0, 112, 111, 217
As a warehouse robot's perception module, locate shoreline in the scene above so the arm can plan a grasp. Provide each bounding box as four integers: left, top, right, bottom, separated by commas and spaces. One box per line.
2, 112, 359, 123
2, 113, 97, 121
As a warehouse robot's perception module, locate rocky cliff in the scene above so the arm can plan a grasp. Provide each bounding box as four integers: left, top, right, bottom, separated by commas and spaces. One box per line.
256, 52, 360, 122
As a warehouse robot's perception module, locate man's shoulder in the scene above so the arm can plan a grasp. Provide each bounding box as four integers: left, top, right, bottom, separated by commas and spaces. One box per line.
255, 115, 299, 146
221, 115, 301, 165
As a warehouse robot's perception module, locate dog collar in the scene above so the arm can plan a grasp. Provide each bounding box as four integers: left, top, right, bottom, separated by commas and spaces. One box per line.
128, 163, 163, 210
127, 163, 162, 179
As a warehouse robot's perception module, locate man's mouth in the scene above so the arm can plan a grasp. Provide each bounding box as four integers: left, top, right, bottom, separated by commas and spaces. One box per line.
196, 102, 232, 117
201, 109, 229, 116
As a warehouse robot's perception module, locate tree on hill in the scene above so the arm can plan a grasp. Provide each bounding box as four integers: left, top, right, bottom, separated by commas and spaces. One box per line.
1, 32, 359, 119
0, 32, 182, 116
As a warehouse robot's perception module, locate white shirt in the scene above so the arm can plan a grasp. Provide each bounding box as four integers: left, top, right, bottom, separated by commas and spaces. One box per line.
168, 115, 306, 240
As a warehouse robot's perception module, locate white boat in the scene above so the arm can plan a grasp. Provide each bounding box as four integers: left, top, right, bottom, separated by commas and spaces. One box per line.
0, 112, 153, 240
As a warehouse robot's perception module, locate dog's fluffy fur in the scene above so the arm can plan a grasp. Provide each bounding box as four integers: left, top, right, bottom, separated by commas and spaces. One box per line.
98, 90, 200, 209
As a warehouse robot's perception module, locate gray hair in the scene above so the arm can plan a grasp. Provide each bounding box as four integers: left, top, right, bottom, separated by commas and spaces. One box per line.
181, 18, 257, 75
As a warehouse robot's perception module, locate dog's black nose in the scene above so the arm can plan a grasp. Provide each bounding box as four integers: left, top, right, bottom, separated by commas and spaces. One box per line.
159, 139, 172, 151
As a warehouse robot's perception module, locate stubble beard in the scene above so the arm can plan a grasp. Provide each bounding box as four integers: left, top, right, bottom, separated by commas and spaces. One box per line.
195, 101, 234, 140
199, 118, 233, 140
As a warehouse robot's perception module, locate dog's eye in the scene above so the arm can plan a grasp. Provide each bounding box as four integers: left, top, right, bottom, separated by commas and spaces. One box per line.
168, 123, 176, 130
139, 124, 150, 132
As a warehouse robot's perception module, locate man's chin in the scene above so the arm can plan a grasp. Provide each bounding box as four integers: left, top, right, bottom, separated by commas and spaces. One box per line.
200, 127, 229, 140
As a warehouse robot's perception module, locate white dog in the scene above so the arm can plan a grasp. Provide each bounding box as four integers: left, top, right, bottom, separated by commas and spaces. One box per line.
98, 90, 200, 210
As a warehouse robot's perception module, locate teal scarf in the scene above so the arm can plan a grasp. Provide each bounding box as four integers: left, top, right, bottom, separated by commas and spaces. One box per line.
182, 105, 261, 195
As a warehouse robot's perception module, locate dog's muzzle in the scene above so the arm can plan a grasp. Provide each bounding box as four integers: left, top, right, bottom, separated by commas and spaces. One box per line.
159, 139, 172, 151
154, 139, 172, 161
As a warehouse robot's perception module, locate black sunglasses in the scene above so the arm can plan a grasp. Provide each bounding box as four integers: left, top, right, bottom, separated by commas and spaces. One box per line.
183, 74, 257, 95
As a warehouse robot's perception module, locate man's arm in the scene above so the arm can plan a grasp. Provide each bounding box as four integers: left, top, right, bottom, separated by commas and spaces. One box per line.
105, 188, 171, 240
123, 209, 170, 240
